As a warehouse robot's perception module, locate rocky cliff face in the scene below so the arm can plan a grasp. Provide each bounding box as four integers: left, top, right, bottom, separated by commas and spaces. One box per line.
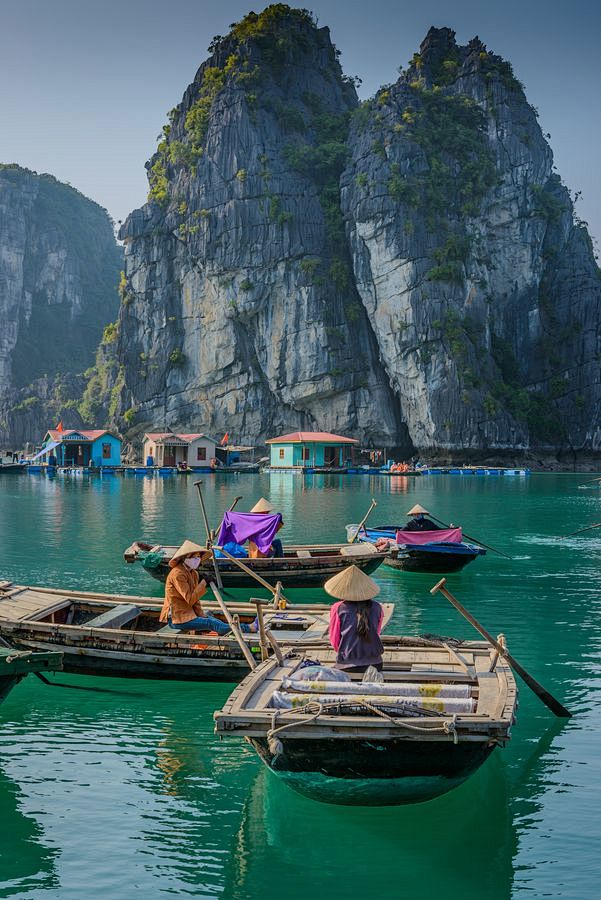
342, 27, 601, 452
0, 165, 121, 445
112, 9, 601, 453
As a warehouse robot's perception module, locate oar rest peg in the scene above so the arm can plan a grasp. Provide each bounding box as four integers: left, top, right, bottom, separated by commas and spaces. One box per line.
430, 577, 447, 594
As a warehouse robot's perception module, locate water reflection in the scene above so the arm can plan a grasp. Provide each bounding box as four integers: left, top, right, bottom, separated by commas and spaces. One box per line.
0, 767, 59, 897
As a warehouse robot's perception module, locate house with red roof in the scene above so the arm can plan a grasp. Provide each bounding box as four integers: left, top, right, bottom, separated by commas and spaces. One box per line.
37, 429, 122, 467
266, 431, 357, 470
142, 432, 218, 468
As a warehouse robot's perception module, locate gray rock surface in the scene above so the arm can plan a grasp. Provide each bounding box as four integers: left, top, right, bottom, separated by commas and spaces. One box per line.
107, 12, 601, 453
0, 165, 121, 445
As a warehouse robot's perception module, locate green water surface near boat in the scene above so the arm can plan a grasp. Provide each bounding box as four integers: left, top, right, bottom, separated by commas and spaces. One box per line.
0, 472, 599, 899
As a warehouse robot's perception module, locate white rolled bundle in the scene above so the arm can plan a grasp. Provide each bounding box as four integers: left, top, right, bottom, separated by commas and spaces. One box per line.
271, 691, 474, 714
282, 679, 471, 699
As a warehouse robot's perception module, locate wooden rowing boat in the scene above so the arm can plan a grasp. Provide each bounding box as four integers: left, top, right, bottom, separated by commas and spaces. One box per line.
0, 581, 394, 682
0, 646, 62, 703
123, 541, 386, 587
214, 638, 517, 805
345, 524, 486, 573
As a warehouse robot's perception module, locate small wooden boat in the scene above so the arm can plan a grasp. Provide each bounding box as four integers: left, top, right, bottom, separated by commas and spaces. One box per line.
214, 638, 517, 806
0, 646, 62, 703
0, 581, 393, 682
345, 524, 486, 573
0, 463, 25, 475
124, 541, 386, 587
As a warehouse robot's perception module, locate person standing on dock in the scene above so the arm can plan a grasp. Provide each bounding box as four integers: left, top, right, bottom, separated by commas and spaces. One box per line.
326, 566, 384, 673
248, 498, 284, 558
160, 540, 257, 635
403, 504, 440, 531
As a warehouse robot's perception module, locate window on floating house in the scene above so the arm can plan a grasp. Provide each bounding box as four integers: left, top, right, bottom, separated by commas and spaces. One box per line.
279, 448, 285, 459
197, 447, 207, 461
302, 448, 310, 461
102, 443, 112, 459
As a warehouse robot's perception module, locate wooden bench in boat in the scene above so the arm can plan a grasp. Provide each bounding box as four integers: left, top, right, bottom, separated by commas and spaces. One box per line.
86, 604, 140, 630
296, 550, 311, 558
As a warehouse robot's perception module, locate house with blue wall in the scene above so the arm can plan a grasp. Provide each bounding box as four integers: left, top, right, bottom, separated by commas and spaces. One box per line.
266, 431, 358, 470
36, 429, 122, 467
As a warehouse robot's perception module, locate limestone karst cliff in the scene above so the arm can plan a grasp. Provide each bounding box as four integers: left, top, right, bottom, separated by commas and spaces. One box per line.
0, 165, 121, 444
101, 9, 601, 453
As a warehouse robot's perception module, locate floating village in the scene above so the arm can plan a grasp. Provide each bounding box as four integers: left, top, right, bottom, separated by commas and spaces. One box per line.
1, 3, 599, 897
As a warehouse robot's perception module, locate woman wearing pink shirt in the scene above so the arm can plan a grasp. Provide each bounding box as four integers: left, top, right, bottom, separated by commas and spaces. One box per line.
325, 565, 384, 673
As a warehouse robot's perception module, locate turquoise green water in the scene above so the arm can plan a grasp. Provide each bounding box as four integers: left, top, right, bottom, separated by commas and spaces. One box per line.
0, 472, 599, 898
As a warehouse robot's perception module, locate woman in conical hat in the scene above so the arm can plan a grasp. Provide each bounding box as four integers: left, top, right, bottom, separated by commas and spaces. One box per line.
404, 504, 439, 532
325, 565, 384, 673
248, 498, 285, 559
160, 540, 258, 634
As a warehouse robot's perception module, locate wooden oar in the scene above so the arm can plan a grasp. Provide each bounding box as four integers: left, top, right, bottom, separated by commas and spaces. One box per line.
578, 475, 601, 487
228, 495, 243, 512
558, 522, 601, 539
430, 578, 571, 718
194, 480, 224, 590
209, 584, 257, 670
213, 544, 292, 606
430, 514, 512, 560
348, 498, 377, 543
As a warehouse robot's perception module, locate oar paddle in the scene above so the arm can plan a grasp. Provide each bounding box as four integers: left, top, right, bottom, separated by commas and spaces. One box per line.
430, 578, 571, 718
430, 514, 512, 560
213, 544, 292, 606
228, 495, 243, 512
194, 480, 225, 590
209, 583, 257, 670
348, 498, 377, 544
558, 522, 601, 539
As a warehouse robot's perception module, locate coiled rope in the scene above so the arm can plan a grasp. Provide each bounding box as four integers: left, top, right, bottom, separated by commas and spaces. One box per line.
266, 701, 460, 757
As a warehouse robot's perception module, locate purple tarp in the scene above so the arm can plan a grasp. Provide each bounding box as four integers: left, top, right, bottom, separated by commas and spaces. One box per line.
216, 511, 283, 554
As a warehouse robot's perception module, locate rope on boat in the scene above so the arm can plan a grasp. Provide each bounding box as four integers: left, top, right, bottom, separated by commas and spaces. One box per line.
266, 701, 460, 758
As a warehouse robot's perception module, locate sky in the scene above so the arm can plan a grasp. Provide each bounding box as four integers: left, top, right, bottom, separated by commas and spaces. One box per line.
1, 0, 599, 247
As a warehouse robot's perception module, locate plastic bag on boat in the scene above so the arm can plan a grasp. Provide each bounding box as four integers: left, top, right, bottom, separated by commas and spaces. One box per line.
141, 551, 164, 570
214, 542, 248, 558
362, 665, 384, 683
292, 665, 351, 683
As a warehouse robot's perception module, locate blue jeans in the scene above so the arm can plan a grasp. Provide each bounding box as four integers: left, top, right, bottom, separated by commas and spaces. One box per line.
168, 614, 252, 634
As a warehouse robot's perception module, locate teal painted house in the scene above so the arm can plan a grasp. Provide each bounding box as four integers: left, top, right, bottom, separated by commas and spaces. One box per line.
266, 431, 358, 470
36, 429, 122, 467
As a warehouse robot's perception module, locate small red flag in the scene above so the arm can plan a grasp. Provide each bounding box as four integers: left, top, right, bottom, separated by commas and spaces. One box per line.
220, 432, 229, 446
56, 421, 64, 433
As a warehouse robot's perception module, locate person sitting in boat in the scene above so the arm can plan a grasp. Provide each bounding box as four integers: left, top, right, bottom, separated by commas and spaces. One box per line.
326, 565, 384, 673
248, 498, 284, 558
403, 504, 440, 532
160, 540, 258, 635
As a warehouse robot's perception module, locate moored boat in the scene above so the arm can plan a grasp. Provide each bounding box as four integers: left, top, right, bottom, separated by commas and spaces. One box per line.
124, 540, 386, 586
0, 645, 62, 703
214, 638, 517, 806
0, 581, 394, 682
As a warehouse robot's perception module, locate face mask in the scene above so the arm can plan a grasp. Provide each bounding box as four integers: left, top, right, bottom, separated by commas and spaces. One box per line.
184, 557, 201, 570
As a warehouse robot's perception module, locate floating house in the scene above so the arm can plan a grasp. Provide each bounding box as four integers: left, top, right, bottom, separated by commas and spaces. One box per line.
142, 432, 218, 467
266, 431, 358, 470
35, 429, 122, 467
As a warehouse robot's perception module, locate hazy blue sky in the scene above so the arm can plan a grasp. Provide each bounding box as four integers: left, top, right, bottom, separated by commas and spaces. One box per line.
1, 0, 599, 246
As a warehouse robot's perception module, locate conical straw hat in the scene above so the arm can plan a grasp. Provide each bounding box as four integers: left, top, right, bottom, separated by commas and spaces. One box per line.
407, 503, 430, 516
169, 539, 211, 567
324, 564, 380, 602
250, 497, 274, 513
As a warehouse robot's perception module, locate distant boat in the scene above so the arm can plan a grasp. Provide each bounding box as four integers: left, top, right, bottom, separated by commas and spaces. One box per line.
345, 524, 486, 573
0, 463, 25, 474
124, 540, 386, 587
0, 581, 393, 683
214, 638, 517, 805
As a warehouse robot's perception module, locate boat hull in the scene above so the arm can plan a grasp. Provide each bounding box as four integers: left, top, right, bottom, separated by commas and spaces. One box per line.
251, 736, 495, 805
384, 547, 481, 573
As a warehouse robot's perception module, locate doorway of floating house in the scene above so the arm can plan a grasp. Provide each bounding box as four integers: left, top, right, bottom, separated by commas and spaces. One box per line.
324, 446, 340, 466
64, 444, 90, 466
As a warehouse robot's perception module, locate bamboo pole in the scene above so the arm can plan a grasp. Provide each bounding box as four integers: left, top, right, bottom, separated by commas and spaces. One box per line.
209, 584, 257, 670
558, 522, 601, 539
348, 498, 377, 544
254, 599, 269, 661
430, 578, 571, 718
213, 545, 292, 605
194, 480, 224, 590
